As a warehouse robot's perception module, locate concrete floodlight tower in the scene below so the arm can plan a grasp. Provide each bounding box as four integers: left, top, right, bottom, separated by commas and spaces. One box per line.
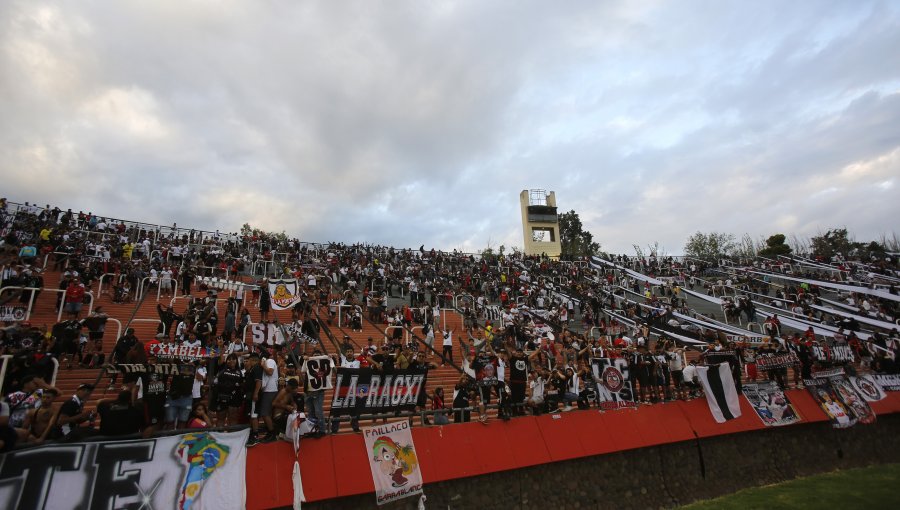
520, 189, 561, 259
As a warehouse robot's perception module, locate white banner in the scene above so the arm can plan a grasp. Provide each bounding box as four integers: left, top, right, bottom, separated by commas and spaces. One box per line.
302, 355, 335, 392
363, 420, 424, 505
251, 323, 286, 346
0, 429, 249, 510
268, 278, 304, 310
0, 305, 27, 322
872, 373, 900, 392
848, 375, 886, 402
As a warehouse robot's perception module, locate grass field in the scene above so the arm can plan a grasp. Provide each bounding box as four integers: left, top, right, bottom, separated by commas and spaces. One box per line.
681, 463, 900, 509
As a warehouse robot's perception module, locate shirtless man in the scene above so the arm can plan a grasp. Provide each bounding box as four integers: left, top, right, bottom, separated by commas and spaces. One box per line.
24, 389, 59, 444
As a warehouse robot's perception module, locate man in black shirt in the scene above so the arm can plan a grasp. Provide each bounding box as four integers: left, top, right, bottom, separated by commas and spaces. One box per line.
508, 347, 529, 416
97, 391, 144, 436
244, 353, 264, 446
57, 383, 94, 440
368, 345, 395, 372
140, 356, 168, 434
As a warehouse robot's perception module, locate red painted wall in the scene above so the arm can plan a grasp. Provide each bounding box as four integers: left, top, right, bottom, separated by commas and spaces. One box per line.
245, 390, 900, 509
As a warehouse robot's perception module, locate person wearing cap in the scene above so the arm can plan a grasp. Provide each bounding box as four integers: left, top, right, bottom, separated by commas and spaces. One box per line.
57, 384, 95, 440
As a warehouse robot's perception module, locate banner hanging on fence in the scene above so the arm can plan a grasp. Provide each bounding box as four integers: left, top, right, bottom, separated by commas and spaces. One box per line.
0, 305, 27, 322
755, 352, 799, 371
811, 345, 855, 364
149, 344, 219, 360
830, 377, 876, 425
268, 278, 304, 310
804, 375, 876, 428
849, 375, 886, 402
362, 420, 424, 506
330, 368, 427, 417
741, 381, 801, 426
590, 358, 637, 410
0, 429, 249, 510
696, 363, 742, 423
872, 373, 900, 392
106, 363, 197, 376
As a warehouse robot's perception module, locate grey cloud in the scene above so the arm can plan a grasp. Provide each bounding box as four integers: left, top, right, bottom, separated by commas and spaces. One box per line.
1, 1, 898, 255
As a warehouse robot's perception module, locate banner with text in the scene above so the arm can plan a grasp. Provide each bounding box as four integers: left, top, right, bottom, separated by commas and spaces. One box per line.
811, 345, 855, 364
741, 381, 801, 427
362, 420, 424, 506
330, 368, 427, 417
872, 373, 900, 392
0, 429, 249, 510
755, 352, 799, 371
590, 357, 637, 410
268, 278, 304, 310
302, 355, 335, 393
106, 363, 197, 376
0, 305, 27, 322
149, 344, 219, 360
250, 322, 286, 346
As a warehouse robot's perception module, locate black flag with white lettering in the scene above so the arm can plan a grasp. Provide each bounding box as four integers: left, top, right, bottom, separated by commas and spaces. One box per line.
330, 368, 428, 417
697, 363, 742, 423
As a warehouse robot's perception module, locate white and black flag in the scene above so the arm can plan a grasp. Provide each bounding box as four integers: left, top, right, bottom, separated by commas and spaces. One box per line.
697, 363, 742, 423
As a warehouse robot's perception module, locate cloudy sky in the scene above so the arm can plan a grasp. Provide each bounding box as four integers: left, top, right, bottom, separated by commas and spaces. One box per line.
2, 1, 899, 254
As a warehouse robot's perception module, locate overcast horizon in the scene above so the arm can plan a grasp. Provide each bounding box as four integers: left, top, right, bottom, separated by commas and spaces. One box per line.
2, 1, 899, 255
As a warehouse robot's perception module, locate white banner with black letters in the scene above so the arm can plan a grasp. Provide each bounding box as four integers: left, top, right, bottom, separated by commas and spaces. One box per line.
0, 429, 249, 510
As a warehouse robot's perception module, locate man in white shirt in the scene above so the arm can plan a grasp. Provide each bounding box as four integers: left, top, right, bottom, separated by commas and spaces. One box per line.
527, 371, 546, 415
258, 351, 279, 441
160, 267, 173, 297
192, 359, 207, 404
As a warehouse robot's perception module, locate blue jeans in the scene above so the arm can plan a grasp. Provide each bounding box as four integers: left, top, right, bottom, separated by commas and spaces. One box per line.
305, 390, 325, 427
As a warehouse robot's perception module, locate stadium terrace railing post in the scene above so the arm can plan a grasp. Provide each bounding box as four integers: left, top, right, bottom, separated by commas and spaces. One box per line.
0, 355, 13, 395
95, 273, 118, 301
454, 293, 474, 310
383, 326, 404, 343
55, 291, 93, 322
105, 317, 123, 345
49, 357, 60, 387
24, 287, 38, 322
135, 276, 152, 302
131, 318, 164, 336
409, 326, 422, 344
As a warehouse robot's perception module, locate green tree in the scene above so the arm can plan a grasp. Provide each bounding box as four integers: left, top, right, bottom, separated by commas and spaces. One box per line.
810, 228, 853, 259
683, 231, 736, 259
758, 233, 792, 258
558, 210, 600, 258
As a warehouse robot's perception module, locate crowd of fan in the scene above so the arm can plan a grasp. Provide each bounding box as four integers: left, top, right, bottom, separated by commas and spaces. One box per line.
2, 199, 898, 452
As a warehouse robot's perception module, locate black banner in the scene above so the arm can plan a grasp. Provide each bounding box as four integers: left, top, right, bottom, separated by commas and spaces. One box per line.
756, 352, 799, 371
329, 368, 427, 417
703, 350, 738, 365
811, 345, 855, 363
105, 363, 196, 376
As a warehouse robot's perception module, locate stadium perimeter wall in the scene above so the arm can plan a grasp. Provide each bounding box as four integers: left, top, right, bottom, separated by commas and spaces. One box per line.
246, 390, 900, 509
